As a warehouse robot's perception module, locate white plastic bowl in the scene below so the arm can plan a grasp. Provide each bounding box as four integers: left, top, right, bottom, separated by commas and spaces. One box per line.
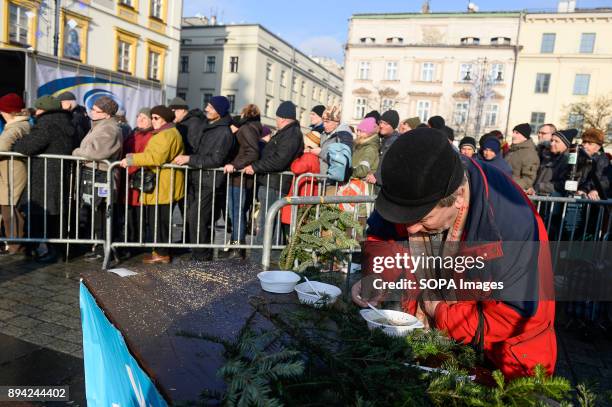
257, 270, 301, 293
359, 309, 424, 337
294, 281, 342, 307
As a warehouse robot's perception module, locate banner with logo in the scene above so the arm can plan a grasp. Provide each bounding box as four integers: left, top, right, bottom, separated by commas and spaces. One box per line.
36, 61, 162, 126
80, 282, 168, 407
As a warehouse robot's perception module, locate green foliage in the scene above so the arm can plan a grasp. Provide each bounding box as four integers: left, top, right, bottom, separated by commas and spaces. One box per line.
279, 205, 362, 271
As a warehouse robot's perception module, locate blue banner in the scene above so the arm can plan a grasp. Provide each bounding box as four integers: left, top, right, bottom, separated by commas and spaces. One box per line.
80, 282, 168, 407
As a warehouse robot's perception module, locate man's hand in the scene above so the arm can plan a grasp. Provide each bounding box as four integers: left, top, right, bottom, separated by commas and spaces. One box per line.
244, 165, 255, 175
421, 300, 441, 319
223, 164, 235, 174
587, 190, 600, 200
365, 173, 376, 184
351, 280, 385, 308
119, 158, 129, 168
525, 187, 535, 196
173, 155, 190, 165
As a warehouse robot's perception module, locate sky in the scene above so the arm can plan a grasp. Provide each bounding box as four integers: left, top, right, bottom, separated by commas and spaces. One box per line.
182, 0, 612, 63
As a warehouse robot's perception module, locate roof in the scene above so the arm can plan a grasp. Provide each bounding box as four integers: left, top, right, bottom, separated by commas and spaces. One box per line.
352, 11, 521, 19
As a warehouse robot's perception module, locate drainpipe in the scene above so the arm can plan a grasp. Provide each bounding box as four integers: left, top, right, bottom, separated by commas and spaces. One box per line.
505, 11, 523, 136
53, 0, 61, 57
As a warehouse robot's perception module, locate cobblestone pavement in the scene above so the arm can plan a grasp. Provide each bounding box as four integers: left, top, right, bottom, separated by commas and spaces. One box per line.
1, 251, 612, 405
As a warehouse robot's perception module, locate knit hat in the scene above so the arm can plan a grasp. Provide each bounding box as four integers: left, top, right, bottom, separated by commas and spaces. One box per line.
323, 106, 341, 122
169, 97, 189, 110
150, 105, 175, 123
57, 91, 77, 102
428, 115, 445, 130
482, 137, 501, 155
581, 128, 605, 145
94, 96, 119, 116
513, 123, 531, 140
208, 96, 230, 117
34, 95, 61, 112
138, 107, 151, 119
0, 93, 25, 113
304, 131, 321, 149
552, 129, 578, 148
376, 127, 465, 224
276, 101, 296, 120
406, 116, 421, 130
380, 110, 399, 129
311, 104, 325, 119
364, 110, 381, 124
357, 117, 378, 135
459, 136, 477, 152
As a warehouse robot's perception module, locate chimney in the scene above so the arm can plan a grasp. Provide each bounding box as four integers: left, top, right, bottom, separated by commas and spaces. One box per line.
210, 15, 217, 25
421, 0, 430, 13
558, 0, 576, 12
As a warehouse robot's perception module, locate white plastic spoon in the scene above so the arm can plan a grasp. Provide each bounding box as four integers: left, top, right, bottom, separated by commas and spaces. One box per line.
304, 276, 322, 298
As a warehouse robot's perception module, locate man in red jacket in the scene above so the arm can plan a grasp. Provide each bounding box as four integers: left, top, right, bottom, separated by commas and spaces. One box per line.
352, 128, 556, 379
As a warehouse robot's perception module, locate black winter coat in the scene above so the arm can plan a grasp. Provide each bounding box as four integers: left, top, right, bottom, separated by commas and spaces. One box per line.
178, 109, 206, 154
189, 115, 234, 188
12, 110, 76, 215
72, 105, 91, 146
577, 149, 611, 199
534, 152, 569, 195
230, 119, 261, 187
252, 121, 304, 194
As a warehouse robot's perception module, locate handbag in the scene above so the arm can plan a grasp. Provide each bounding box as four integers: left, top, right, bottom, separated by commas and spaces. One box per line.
130, 169, 156, 193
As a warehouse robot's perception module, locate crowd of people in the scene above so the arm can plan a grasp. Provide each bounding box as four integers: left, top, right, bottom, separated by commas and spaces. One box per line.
0, 90, 611, 264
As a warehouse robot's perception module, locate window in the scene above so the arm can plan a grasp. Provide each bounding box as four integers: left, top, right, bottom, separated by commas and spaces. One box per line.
568, 113, 584, 131
180, 55, 189, 73
491, 37, 511, 45
454, 102, 469, 125
459, 63, 472, 81
312, 87, 317, 100
227, 94, 235, 113
355, 97, 366, 119
382, 98, 394, 112
460, 37, 480, 45
540, 33, 556, 53
484, 104, 498, 127
9, 3, 30, 45
301, 81, 306, 96
177, 92, 186, 100
535, 73, 551, 94
300, 108, 306, 122
265, 98, 273, 117
292, 77, 298, 93
229, 56, 239, 73
150, 0, 163, 19
573, 74, 590, 95
148, 51, 160, 80
530, 112, 546, 134
205, 56, 216, 73
117, 40, 132, 72
61, 11, 89, 62
266, 62, 273, 81
202, 93, 213, 107
120, 0, 134, 6
421, 62, 435, 82
579, 33, 596, 53
490, 63, 504, 82
416, 100, 431, 122
386, 37, 403, 44
359, 37, 375, 44
358, 61, 370, 80
385, 61, 398, 80
280, 70, 287, 87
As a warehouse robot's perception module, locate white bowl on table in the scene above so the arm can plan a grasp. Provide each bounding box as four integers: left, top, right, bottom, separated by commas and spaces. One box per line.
359, 309, 424, 337
294, 281, 341, 307
257, 270, 301, 294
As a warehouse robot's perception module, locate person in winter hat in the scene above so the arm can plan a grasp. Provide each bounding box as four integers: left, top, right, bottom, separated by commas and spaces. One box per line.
57, 91, 91, 145
369, 110, 400, 186
310, 104, 325, 133
364, 110, 381, 125
281, 131, 321, 225
352, 117, 380, 181
459, 136, 477, 158
170, 97, 205, 154
353, 127, 557, 380
317, 105, 353, 176
399, 117, 420, 134
577, 128, 610, 200
529, 129, 575, 196
427, 115, 445, 130
505, 123, 539, 190
481, 137, 512, 175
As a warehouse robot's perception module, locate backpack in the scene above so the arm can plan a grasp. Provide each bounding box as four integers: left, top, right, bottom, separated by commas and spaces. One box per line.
326, 143, 352, 182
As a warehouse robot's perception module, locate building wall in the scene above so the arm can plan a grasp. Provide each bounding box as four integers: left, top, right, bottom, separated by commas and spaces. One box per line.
342, 13, 520, 137
179, 22, 343, 129
508, 11, 612, 134
0, 0, 182, 100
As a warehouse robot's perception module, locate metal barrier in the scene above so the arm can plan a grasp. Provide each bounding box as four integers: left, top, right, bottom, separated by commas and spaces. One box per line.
0, 152, 111, 258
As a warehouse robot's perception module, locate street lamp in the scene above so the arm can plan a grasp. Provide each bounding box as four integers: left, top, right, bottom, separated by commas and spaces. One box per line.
462, 57, 497, 138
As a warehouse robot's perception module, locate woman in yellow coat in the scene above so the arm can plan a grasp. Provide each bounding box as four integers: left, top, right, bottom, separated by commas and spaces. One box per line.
120, 105, 184, 264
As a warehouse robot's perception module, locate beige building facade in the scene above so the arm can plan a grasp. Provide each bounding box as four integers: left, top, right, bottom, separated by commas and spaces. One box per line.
508, 10, 612, 137
179, 19, 343, 129
0, 0, 183, 98
343, 12, 521, 138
